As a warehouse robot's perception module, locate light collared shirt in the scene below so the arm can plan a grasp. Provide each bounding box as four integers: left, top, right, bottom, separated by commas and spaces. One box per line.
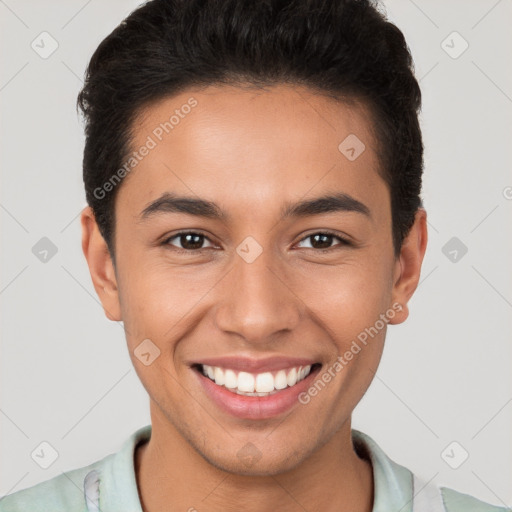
0, 425, 507, 512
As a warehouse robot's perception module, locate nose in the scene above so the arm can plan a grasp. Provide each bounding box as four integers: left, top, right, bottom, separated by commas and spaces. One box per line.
213, 246, 301, 345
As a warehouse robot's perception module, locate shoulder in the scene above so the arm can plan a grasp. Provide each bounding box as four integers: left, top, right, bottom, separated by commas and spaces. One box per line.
352, 428, 509, 512
0, 456, 111, 512
0, 425, 151, 512
440, 486, 511, 512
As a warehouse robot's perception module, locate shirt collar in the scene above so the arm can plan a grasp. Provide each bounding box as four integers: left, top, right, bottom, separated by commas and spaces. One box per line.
352, 429, 414, 512
97, 424, 149, 512
97, 425, 413, 512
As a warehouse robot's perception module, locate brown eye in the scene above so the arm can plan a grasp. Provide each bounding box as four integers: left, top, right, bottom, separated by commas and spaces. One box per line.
164, 231, 215, 251
296, 232, 350, 250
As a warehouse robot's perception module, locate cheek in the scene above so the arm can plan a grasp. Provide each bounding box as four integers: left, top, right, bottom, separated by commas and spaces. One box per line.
296, 258, 393, 385
300, 255, 393, 325
115, 259, 174, 339
117, 257, 217, 346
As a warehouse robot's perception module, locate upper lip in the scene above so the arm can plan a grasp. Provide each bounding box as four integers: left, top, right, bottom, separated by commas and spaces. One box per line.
191, 356, 319, 373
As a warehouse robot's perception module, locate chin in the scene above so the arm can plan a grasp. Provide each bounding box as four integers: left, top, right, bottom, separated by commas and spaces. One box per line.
198, 441, 314, 477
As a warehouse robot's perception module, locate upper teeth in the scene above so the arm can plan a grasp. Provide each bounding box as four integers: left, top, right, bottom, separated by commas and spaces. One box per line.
201, 364, 313, 395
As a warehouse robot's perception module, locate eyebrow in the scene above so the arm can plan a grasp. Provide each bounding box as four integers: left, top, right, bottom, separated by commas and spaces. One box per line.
138, 191, 371, 222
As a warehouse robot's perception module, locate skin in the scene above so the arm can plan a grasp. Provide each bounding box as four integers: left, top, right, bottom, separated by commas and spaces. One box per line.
81, 83, 427, 512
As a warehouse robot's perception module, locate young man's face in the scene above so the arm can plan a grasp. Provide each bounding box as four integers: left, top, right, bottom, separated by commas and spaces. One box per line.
82, 84, 426, 475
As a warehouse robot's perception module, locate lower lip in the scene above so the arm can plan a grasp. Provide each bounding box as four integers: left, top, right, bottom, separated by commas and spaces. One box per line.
194, 365, 321, 420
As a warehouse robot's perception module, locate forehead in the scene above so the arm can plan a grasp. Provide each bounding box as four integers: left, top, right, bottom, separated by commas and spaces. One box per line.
118, 83, 388, 221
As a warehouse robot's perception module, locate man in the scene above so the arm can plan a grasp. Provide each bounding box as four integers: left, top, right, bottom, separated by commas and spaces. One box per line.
0, 0, 507, 511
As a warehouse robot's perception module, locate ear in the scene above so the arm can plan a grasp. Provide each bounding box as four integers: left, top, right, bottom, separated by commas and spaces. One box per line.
388, 208, 428, 325
80, 206, 122, 321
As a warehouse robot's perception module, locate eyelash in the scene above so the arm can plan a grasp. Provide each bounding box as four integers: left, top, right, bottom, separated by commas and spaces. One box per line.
161, 230, 351, 254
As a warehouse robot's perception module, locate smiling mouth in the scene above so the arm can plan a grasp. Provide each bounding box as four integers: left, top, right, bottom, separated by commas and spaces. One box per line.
192, 363, 322, 397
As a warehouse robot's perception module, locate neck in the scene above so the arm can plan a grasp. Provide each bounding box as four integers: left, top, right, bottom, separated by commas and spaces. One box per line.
135, 405, 374, 512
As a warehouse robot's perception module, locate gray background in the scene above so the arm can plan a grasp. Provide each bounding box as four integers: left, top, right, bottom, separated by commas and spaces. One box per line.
1, 0, 511, 507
